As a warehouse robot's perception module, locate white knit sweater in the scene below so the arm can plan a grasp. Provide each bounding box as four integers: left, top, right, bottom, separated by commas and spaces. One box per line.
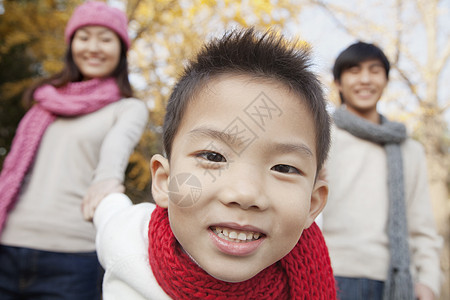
321, 125, 442, 295
94, 193, 171, 300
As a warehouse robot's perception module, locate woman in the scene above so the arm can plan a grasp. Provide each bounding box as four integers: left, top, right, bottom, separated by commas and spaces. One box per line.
0, 2, 148, 299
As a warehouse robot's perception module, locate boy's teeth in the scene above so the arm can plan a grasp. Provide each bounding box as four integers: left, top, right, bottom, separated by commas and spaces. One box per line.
212, 226, 263, 242
238, 233, 247, 241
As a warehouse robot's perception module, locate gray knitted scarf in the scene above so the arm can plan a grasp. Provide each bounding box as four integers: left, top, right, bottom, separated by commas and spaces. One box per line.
333, 107, 414, 300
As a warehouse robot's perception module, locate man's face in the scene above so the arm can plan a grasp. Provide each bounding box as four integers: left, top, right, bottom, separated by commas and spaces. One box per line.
336, 59, 388, 117
151, 74, 327, 283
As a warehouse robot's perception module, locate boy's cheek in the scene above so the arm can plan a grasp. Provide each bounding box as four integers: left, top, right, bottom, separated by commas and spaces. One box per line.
167, 172, 203, 208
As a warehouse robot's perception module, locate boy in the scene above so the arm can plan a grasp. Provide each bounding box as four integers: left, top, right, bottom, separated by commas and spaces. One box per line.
94, 28, 336, 299
321, 42, 442, 300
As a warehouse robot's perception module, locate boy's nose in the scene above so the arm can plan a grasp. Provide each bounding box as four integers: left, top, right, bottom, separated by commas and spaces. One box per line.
217, 168, 269, 211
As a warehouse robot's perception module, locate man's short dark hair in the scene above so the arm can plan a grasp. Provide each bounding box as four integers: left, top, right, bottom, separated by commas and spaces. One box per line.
333, 41, 390, 82
163, 28, 331, 172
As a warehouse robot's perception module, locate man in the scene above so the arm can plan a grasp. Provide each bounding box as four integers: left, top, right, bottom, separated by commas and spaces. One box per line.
321, 41, 442, 300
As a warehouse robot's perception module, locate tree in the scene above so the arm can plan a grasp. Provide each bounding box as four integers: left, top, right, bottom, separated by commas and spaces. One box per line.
0, 0, 80, 168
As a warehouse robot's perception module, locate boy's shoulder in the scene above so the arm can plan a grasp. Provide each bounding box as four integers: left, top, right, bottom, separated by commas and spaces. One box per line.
94, 193, 155, 262
95, 194, 171, 299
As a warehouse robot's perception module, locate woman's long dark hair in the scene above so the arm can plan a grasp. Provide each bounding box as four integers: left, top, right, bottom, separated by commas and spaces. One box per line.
23, 38, 133, 107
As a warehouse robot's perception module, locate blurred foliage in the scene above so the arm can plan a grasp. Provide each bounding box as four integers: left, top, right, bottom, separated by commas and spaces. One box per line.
0, 0, 80, 163
0, 43, 31, 160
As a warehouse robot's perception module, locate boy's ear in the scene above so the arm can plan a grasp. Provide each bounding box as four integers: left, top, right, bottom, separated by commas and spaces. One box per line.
305, 174, 328, 228
150, 154, 170, 208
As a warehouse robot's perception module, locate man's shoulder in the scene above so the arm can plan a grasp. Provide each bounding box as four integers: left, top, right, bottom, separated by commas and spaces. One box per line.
401, 137, 425, 156
330, 123, 369, 147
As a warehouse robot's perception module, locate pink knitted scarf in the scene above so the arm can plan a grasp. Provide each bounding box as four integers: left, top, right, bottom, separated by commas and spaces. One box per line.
148, 205, 337, 299
0, 78, 121, 233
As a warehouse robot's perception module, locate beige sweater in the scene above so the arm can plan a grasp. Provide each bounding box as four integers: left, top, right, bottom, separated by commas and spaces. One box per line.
1, 98, 148, 252
322, 125, 442, 296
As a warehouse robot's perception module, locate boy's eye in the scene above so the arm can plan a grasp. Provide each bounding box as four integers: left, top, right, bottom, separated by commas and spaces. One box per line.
196, 151, 226, 163
271, 164, 300, 174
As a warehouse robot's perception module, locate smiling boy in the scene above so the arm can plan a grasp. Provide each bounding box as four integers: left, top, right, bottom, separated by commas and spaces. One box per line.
94, 28, 336, 299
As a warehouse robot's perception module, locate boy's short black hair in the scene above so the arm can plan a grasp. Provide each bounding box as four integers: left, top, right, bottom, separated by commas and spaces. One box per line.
333, 41, 390, 82
163, 28, 331, 172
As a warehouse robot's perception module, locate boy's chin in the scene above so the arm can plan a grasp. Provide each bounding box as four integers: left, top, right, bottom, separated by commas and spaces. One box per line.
206, 269, 260, 283
182, 244, 266, 282
185, 248, 261, 282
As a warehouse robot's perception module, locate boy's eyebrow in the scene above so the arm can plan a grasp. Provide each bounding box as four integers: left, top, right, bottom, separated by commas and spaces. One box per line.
268, 142, 314, 158
188, 127, 314, 158
187, 127, 243, 147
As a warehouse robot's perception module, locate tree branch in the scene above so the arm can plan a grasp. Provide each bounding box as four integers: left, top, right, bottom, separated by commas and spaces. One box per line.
436, 38, 450, 74
306, 0, 362, 38
128, 0, 143, 23
392, 0, 403, 66
439, 100, 450, 114
394, 66, 424, 103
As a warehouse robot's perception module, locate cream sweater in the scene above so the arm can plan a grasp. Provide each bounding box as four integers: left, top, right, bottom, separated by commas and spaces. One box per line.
94, 193, 171, 300
1, 98, 148, 252
321, 125, 442, 295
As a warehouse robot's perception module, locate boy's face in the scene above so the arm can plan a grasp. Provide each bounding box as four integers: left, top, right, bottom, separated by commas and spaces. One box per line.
151, 74, 327, 283
336, 59, 388, 115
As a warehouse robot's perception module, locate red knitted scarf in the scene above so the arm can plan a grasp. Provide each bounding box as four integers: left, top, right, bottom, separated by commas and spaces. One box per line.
0, 78, 121, 233
148, 205, 336, 299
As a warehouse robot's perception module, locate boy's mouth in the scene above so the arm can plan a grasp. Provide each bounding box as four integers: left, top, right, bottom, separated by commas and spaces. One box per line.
210, 226, 264, 243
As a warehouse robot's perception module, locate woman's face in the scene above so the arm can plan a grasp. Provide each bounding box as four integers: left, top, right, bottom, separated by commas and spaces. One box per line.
71, 26, 121, 80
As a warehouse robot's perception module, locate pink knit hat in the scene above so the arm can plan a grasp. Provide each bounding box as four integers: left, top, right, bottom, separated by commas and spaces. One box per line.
64, 1, 131, 49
